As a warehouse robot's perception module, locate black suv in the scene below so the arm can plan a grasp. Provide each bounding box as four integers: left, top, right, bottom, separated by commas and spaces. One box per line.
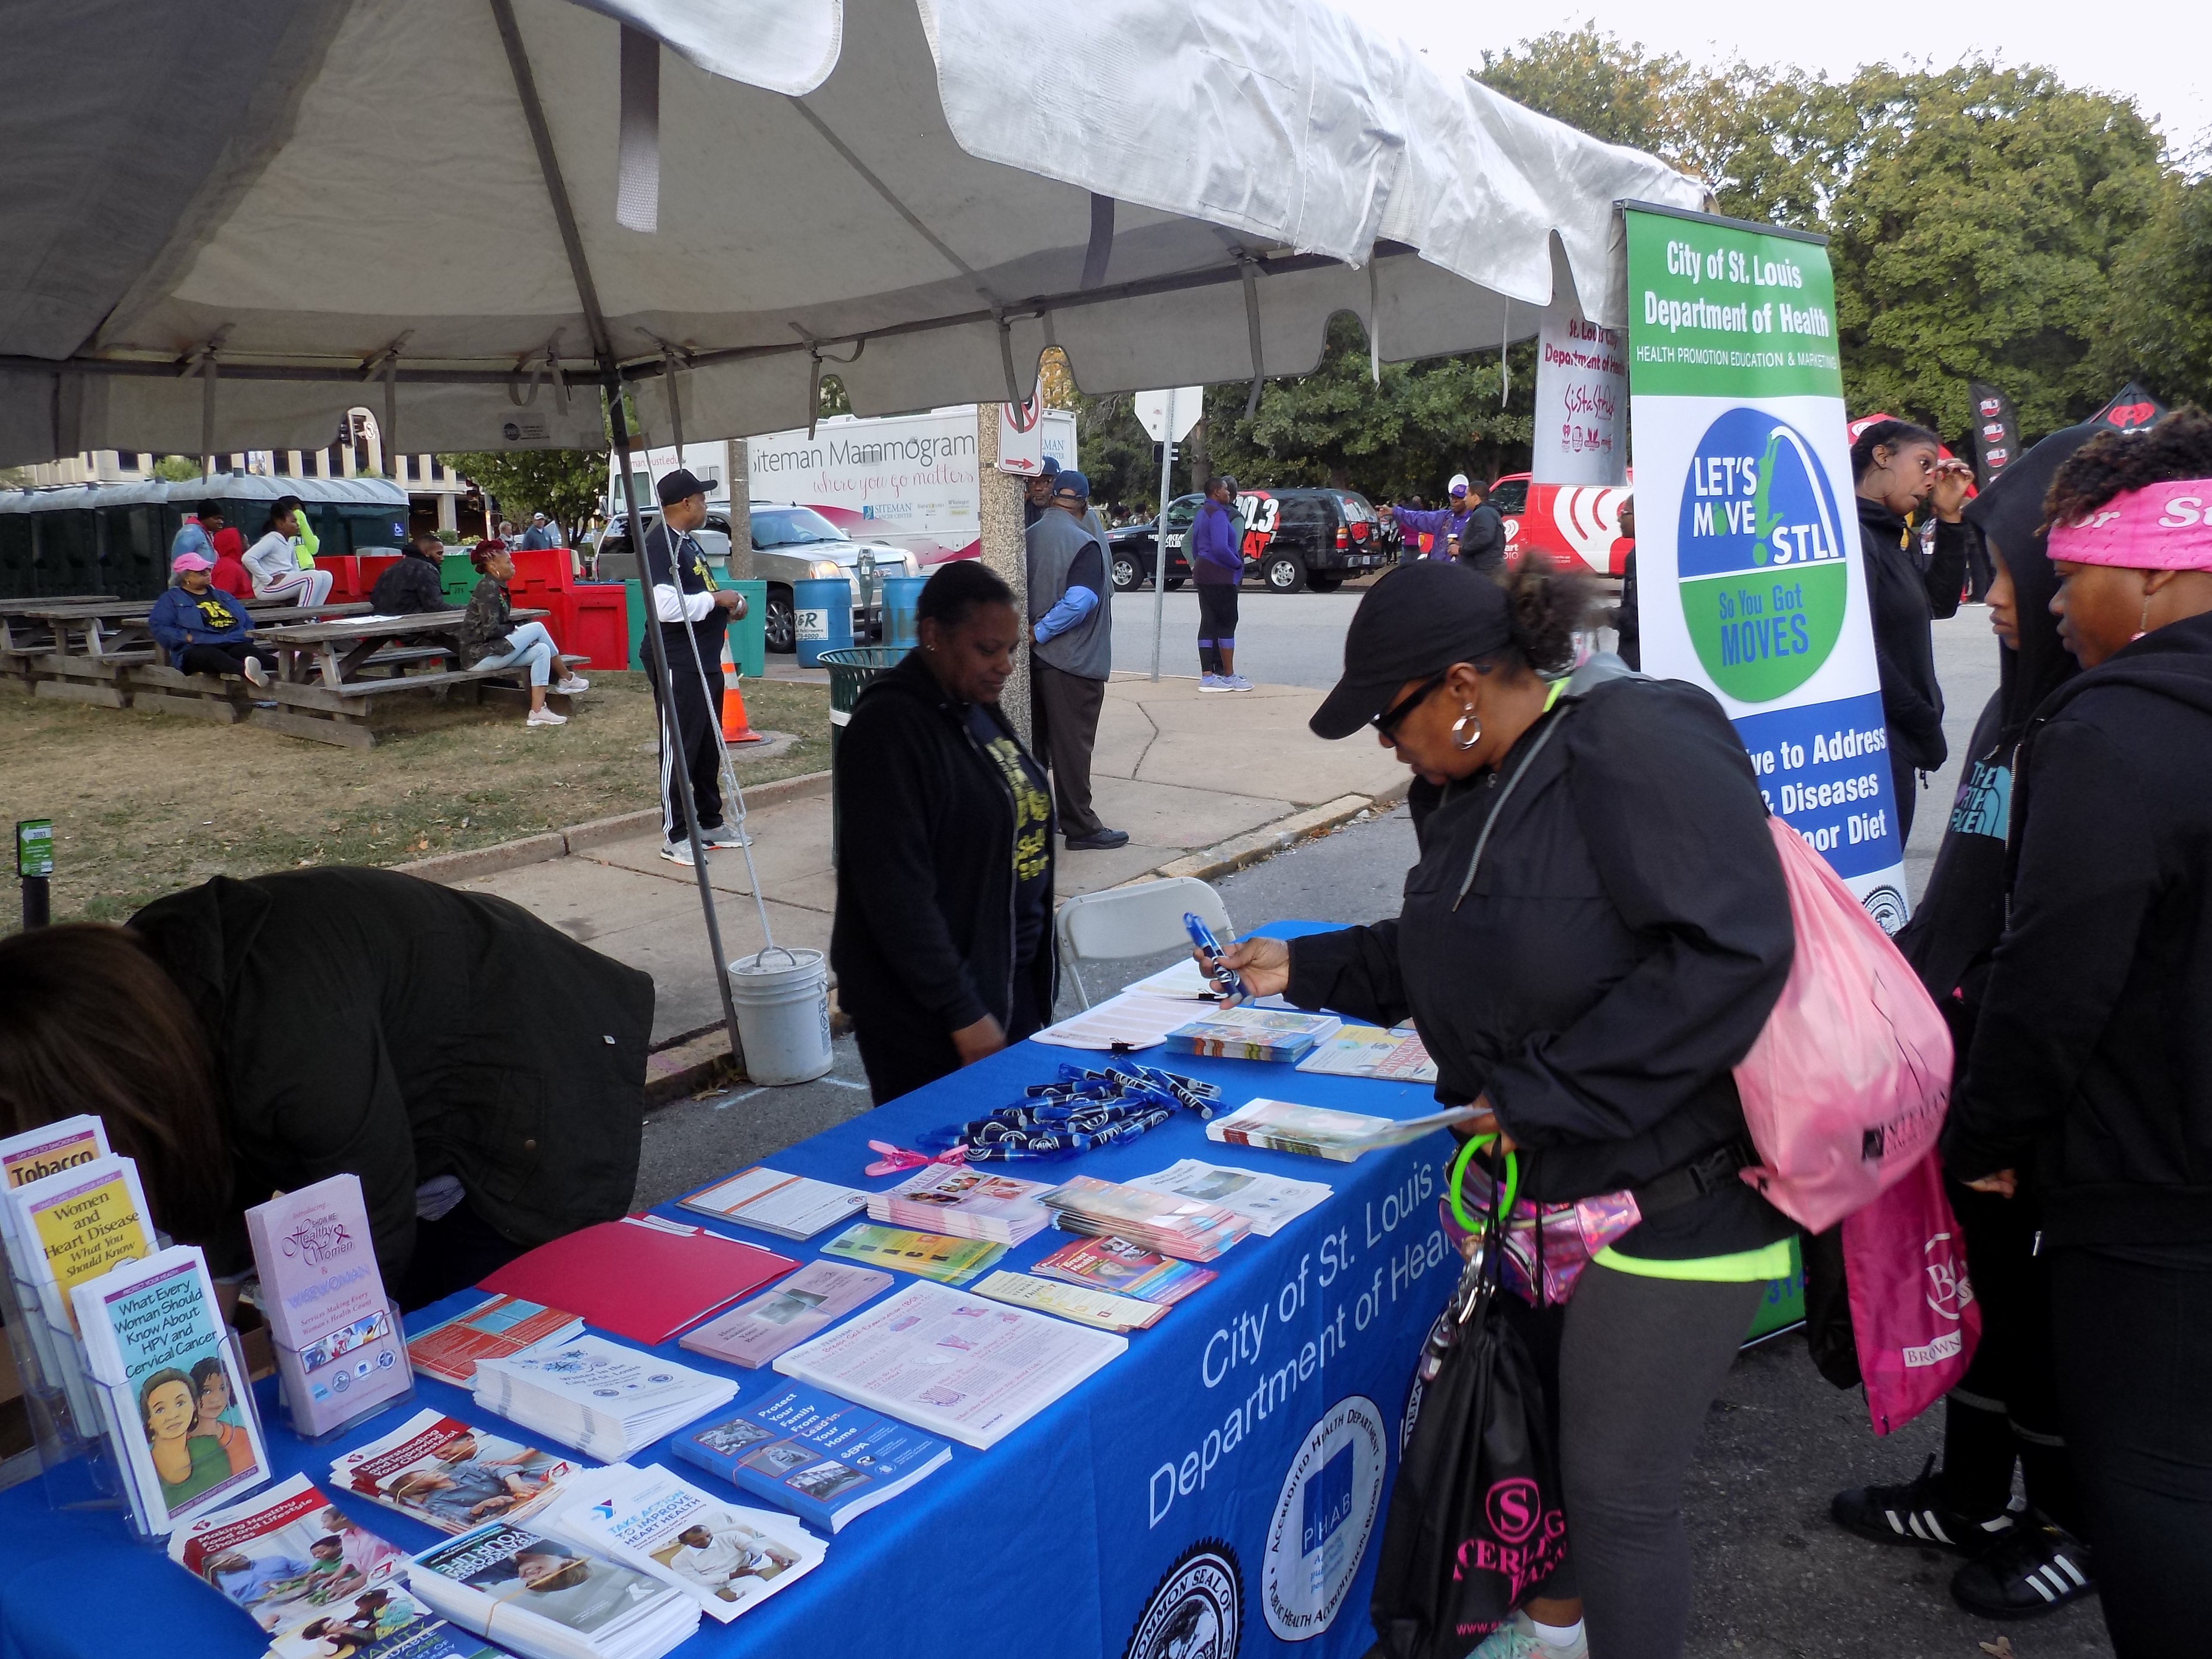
1107, 488, 1387, 594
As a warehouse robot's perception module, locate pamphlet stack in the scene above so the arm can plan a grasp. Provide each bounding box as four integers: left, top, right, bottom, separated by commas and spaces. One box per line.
677, 1167, 869, 1241
1206, 1097, 1478, 1161
333, 1408, 589, 1535
1037, 1175, 1252, 1262
1165, 1006, 1342, 1063
409, 1518, 700, 1659
407, 1294, 586, 1388
471, 1334, 738, 1459
674, 1382, 952, 1531
863, 1166, 1053, 1245
245, 1173, 412, 1438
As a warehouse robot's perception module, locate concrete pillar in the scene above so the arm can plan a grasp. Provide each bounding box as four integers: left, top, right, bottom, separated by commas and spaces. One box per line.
976, 403, 1031, 746
724, 439, 753, 580
438, 489, 458, 534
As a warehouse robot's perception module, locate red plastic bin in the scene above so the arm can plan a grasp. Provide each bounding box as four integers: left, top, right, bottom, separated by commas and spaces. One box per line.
562, 583, 630, 671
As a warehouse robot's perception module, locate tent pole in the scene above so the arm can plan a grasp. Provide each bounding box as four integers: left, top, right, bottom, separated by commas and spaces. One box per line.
491, 0, 744, 1067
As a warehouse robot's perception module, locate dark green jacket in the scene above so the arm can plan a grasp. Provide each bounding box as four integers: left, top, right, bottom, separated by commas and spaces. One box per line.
131, 869, 653, 1286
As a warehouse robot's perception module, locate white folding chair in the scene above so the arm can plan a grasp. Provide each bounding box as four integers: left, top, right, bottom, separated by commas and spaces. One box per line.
1054, 876, 1233, 1009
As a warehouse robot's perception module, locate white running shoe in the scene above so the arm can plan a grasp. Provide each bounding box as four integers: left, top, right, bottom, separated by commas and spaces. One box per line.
1224, 674, 1255, 691
553, 673, 589, 693
526, 706, 568, 726
700, 823, 750, 849
1199, 674, 1235, 692
659, 840, 696, 866
242, 656, 270, 687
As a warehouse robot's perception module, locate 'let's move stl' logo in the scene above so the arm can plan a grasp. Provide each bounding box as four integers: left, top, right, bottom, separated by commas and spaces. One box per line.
1677, 407, 1848, 703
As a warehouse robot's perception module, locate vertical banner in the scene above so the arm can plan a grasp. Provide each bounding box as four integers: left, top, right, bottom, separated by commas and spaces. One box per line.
1622, 203, 1910, 925
1531, 301, 1627, 486
1966, 381, 2021, 489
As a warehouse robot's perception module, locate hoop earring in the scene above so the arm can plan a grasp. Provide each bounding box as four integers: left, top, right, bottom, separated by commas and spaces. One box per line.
1451, 708, 1482, 750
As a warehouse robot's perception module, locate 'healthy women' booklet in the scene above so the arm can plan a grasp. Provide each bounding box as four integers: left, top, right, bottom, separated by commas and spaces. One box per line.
674, 1380, 952, 1531
246, 1173, 410, 1436
773, 1280, 1125, 1450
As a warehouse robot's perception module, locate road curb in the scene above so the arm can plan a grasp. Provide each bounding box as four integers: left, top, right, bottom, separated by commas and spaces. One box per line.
1149, 790, 1390, 884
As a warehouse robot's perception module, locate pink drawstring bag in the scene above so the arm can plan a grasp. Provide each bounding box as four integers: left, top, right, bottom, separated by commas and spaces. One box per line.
1735, 818, 1954, 1232
1842, 1152, 1980, 1433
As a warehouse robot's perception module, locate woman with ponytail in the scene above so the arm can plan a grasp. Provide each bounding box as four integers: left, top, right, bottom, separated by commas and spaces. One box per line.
1216, 557, 1796, 1659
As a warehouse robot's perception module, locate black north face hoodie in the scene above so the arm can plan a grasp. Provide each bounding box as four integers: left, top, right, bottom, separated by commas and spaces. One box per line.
1946, 610, 2212, 1253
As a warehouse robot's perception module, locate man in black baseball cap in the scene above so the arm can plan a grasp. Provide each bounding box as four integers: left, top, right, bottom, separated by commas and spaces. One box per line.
643, 467, 747, 864
1309, 559, 1517, 739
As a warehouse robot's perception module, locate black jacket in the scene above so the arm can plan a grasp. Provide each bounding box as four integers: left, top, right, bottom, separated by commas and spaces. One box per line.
459, 573, 515, 663
1860, 496, 1968, 773
369, 553, 446, 616
1456, 504, 1506, 575
1945, 611, 2212, 1252
830, 652, 1057, 1045
1287, 667, 1796, 1258
130, 869, 653, 1285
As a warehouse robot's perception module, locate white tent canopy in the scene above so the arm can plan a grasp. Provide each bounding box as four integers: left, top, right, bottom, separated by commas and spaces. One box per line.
0, 0, 1703, 468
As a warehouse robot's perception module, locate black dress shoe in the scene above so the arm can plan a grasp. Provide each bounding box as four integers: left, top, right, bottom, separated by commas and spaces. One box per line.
1064, 827, 1131, 850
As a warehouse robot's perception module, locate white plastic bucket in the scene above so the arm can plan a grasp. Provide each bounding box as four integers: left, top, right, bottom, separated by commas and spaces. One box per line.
727, 946, 834, 1085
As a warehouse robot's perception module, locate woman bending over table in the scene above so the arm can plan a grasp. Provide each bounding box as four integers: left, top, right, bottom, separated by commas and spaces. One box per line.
0, 867, 654, 1310
462, 544, 589, 727
1215, 557, 1795, 1659
830, 560, 1056, 1104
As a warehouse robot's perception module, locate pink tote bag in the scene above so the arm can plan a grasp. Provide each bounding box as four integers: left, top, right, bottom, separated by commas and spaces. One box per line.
1842, 1152, 1980, 1433
1734, 818, 1954, 1233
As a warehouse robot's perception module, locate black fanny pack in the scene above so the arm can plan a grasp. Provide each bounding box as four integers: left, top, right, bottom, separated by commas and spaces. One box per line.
1633, 1138, 1756, 1217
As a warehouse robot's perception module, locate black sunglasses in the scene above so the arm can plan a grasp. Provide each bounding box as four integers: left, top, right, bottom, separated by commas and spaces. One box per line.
1372, 670, 1450, 741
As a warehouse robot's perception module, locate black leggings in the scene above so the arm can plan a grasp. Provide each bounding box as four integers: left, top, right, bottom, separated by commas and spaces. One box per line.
2051, 1247, 2212, 1658
1196, 582, 1239, 673
1554, 1265, 1763, 1659
178, 642, 276, 677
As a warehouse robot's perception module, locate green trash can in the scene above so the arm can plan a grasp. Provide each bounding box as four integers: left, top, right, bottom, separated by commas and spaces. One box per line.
727, 580, 767, 680
440, 553, 477, 606
820, 645, 908, 864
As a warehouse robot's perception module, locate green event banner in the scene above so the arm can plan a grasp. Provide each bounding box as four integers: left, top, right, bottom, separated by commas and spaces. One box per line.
1622, 209, 1843, 401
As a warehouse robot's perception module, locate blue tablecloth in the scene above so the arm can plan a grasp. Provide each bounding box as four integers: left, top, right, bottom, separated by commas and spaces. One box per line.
0, 925, 1468, 1659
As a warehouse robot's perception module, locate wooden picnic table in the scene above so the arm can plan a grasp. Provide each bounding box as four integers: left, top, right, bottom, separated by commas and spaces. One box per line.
255, 607, 548, 689
1, 599, 371, 661
0, 595, 119, 615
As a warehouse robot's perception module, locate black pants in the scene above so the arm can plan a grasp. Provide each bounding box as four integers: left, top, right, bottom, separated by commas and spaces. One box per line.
1030, 662, 1106, 838
178, 643, 276, 677
396, 1199, 526, 1313
645, 626, 726, 842
1890, 751, 1920, 843
1554, 1266, 1764, 1659
852, 960, 1042, 1106
1196, 581, 1239, 673
1940, 1184, 2080, 1529
2051, 1246, 2212, 1658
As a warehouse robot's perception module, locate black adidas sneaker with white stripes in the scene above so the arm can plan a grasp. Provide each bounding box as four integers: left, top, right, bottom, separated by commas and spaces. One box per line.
1950, 1522, 2096, 1619
1830, 1454, 2021, 1554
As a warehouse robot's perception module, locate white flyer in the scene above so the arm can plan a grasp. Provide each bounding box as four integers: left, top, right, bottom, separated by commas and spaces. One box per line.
773, 1280, 1124, 1449
1030, 991, 1197, 1052
1124, 1159, 1334, 1238
678, 1166, 869, 1240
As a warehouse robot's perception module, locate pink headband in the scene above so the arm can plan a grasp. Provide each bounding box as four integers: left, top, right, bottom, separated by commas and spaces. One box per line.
2047, 477, 2212, 571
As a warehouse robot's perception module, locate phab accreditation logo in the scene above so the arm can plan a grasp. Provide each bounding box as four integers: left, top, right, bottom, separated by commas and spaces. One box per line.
1261, 1395, 1386, 1642
1676, 405, 1849, 702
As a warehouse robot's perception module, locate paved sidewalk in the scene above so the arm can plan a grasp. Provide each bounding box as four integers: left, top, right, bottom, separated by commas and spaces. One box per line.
458, 672, 1403, 1046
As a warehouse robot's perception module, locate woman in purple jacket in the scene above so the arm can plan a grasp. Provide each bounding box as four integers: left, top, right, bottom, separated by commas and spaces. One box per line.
1191, 475, 1250, 692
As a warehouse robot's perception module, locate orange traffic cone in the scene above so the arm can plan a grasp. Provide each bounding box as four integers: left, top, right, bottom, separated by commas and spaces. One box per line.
720, 636, 763, 744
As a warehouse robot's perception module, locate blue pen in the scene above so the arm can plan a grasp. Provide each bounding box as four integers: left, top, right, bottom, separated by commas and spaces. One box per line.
1184, 912, 1247, 1003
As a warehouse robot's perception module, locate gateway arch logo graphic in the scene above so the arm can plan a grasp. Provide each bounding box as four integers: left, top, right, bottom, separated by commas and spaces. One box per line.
1676, 407, 1849, 702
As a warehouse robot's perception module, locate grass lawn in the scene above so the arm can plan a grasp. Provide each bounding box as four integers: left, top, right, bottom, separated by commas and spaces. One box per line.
1, 672, 830, 925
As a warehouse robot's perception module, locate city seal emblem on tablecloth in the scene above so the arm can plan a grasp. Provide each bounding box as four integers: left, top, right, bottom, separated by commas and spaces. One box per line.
1261, 1394, 1387, 1641
1125, 1540, 1241, 1659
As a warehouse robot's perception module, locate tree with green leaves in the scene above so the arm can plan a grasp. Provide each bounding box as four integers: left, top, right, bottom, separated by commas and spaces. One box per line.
438, 447, 607, 530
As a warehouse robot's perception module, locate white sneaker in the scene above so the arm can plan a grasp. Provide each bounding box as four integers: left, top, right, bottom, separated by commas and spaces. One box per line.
1465, 1613, 1587, 1659
242, 656, 270, 688
553, 674, 589, 693
526, 706, 568, 726
1199, 674, 1234, 692
700, 823, 750, 849
1224, 674, 1255, 692
659, 840, 696, 866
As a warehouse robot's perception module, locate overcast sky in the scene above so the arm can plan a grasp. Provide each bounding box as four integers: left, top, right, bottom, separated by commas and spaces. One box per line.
1362, 0, 2209, 159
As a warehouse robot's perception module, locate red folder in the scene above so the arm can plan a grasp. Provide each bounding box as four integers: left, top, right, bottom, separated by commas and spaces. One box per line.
480, 1216, 798, 1346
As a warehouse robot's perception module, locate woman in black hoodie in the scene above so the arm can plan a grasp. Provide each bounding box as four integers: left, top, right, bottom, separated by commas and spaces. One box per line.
829, 561, 1056, 1104
1220, 559, 1795, 1659
1831, 422, 2097, 1617
1944, 407, 2212, 1658
1853, 419, 1973, 838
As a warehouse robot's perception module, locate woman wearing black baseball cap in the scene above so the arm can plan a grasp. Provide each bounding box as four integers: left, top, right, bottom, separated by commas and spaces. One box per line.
1219, 558, 1796, 1659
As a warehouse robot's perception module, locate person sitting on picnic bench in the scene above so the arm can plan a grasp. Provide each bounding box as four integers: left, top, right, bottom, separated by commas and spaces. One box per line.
244, 496, 336, 607
370, 534, 448, 616
462, 544, 588, 727
147, 548, 277, 687
210, 521, 253, 601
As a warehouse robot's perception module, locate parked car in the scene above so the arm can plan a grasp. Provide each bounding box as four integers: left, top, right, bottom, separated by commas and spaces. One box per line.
1110, 488, 1388, 594
1106, 512, 1190, 592
596, 501, 919, 651
1489, 472, 1634, 575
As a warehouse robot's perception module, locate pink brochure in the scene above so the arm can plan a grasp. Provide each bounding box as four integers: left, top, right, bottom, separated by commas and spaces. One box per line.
244, 1174, 410, 1434
679, 1259, 894, 1369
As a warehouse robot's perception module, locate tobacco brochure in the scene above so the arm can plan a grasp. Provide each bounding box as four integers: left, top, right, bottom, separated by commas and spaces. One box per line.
773, 1280, 1125, 1450
408, 1519, 698, 1659
674, 1380, 952, 1532
676, 1167, 869, 1241
819, 1222, 1006, 1286
407, 1294, 584, 1388
74, 1243, 268, 1531
542, 1461, 825, 1620
1124, 1158, 1333, 1238
1030, 1235, 1217, 1306
969, 1270, 1166, 1332
169, 1473, 493, 1659
0, 1113, 109, 1255
677, 1260, 893, 1370
246, 1174, 409, 1436
332, 1408, 586, 1535
1293, 1023, 1441, 1083
1206, 1097, 1480, 1161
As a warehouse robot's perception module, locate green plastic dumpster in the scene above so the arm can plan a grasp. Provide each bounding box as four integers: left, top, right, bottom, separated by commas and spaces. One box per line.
820, 645, 907, 864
